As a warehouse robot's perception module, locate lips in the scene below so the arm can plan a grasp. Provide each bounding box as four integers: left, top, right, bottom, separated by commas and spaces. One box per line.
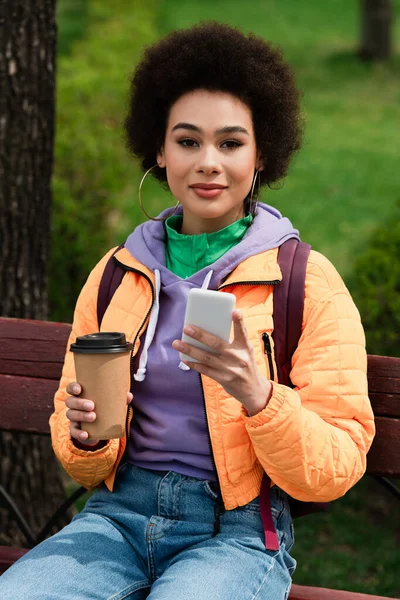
190, 183, 227, 190
190, 186, 226, 199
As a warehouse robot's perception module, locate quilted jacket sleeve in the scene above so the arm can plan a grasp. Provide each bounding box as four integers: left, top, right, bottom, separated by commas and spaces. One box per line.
49, 247, 123, 489
241, 250, 375, 502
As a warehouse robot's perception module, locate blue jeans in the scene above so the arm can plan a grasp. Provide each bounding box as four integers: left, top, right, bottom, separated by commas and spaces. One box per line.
0, 463, 296, 599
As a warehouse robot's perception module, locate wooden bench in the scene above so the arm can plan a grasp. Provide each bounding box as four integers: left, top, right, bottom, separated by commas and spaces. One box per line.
0, 316, 399, 599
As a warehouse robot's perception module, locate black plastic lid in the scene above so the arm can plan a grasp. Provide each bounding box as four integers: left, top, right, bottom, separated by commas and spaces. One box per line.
70, 332, 133, 354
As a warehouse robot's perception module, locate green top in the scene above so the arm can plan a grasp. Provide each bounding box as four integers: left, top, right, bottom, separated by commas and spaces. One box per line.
165, 213, 253, 279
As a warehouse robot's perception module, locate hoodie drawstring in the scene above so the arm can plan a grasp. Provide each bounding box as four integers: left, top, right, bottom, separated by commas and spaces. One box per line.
135, 269, 214, 381
134, 269, 161, 382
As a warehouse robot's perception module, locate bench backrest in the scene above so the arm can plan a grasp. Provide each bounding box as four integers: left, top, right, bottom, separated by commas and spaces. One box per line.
0, 317, 399, 477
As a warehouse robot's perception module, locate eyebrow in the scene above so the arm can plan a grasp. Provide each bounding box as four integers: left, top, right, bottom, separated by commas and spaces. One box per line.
171, 122, 249, 136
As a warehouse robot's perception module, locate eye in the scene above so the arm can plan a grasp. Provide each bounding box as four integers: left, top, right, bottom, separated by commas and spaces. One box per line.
221, 140, 243, 149
177, 138, 199, 148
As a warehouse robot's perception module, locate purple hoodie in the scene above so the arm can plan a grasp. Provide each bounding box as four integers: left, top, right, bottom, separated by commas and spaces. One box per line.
124, 203, 299, 481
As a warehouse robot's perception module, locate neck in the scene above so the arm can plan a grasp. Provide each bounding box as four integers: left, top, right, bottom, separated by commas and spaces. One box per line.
180, 205, 245, 235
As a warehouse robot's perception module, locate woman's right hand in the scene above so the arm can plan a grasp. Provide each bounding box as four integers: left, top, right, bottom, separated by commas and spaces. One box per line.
65, 382, 100, 446
65, 382, 133, 446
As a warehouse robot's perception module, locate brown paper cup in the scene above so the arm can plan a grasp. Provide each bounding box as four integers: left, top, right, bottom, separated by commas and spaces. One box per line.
73, 351, 131, 440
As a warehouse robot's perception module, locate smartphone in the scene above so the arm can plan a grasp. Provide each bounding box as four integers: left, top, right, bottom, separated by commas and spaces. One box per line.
179, 288, 236, 363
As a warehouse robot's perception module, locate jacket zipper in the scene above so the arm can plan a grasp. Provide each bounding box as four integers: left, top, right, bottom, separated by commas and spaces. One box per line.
198, 373, 219, 481
125, 405, 132, 441
198, 371, 226, 525
197, 281, 279, 508
218, 279, 280, 291
114, 258, 155, 445
262, 332, 275, 381
209, 279, 279, 496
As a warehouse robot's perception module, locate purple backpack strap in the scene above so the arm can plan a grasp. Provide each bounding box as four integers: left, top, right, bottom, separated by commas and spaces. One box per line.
97, 244, 126, 330
260, 239, 312, 549
270, 239, 328, 519
273, 239, 311, 387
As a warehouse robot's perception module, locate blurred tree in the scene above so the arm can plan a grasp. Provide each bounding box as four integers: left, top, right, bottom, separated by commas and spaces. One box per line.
359, 0, 393, 60
0, 0, 71, 546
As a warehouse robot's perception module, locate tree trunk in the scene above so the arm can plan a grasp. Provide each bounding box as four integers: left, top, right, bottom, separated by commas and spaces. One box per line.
0, 0, 71, 546
359, 0, 393, 61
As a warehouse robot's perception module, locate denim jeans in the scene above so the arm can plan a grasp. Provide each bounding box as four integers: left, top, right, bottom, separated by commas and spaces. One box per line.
0, 462, 296, 600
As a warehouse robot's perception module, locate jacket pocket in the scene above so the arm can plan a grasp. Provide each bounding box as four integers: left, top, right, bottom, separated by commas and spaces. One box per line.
261, 332, 275, 382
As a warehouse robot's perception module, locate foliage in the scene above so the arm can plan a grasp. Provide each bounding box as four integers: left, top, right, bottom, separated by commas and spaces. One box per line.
52, 0, 400, 322
348, 200, 400, 357
49, 0, 158, 322
57, 0, 90, 56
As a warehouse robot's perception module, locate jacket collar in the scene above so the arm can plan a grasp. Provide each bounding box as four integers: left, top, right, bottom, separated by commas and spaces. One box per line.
114, 245, 282, 289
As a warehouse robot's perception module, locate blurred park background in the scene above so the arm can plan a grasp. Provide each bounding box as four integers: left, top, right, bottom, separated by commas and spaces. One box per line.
2, 0, 400, 596
53, 1, 400, 595
52, 0, 400, 364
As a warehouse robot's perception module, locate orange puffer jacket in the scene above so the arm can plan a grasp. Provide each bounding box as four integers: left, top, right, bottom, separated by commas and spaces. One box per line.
50, 246, 375, 510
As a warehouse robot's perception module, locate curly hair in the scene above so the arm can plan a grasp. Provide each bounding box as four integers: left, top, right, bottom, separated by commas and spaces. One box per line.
124, 21, 303, 188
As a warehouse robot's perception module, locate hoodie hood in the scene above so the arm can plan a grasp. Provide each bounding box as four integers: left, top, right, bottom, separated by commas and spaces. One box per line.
125, 202, 299, 290
125, 201, 299, 382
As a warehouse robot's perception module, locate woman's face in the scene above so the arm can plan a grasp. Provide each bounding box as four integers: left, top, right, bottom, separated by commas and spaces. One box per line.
157, 89, 263, 235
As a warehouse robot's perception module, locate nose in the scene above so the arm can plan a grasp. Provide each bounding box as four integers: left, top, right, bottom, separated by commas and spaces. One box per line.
196, 145, 222, 175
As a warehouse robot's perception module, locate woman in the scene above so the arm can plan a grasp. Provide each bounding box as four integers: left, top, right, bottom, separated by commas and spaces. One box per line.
0, 21, 375, 600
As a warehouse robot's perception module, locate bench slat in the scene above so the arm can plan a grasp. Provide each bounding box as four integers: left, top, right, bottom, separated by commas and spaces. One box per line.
0, 546, 29, 575
368, 376, 400, 396
0, 374, 56, 434
369, 393, 400, 418
0, 317, 71, 341
0, 358, 66, 380
289, 583, 398, 600
366, 417, 400, 477
367, 355, 400, 380
0, 318, 71, 379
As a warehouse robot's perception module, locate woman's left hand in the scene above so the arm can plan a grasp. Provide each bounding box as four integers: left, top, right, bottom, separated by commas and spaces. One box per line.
172, 310, 272, 416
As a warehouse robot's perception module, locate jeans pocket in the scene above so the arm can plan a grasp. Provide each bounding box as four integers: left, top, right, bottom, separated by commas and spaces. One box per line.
202, 480, 220, 500
116, 460, 130, 478
238, 496, 261, 513
286, 521, 295, 553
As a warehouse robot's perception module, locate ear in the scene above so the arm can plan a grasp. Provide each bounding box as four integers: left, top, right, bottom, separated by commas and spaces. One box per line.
256, 152, 264, 172
156, 148, 165, 168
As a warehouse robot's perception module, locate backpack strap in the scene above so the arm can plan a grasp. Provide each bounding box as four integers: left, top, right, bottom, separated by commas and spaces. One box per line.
260, 239, 312, 549
97, 244, 126, 330
272, 239, 311, 388
270, 239, 329, 518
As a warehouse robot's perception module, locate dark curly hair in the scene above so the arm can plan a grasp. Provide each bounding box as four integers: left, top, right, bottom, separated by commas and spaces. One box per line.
124, 21, 303, 188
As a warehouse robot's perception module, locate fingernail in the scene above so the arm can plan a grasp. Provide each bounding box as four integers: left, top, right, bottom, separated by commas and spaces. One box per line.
185, 326, 195, 335
83, 401, 94, 410
73, 385, 80, 394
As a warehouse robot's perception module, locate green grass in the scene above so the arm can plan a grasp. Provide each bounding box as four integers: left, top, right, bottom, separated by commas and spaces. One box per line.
54, 1, 400, 596
156, 0, 400, 280
292, 477, 400, 596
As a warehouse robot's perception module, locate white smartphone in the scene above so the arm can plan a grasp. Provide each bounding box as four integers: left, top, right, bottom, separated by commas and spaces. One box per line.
179, 288, 236, 363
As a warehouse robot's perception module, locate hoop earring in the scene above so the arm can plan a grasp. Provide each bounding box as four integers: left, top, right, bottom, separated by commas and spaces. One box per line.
249, 170, 260, 215
138, 164, 180, 222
